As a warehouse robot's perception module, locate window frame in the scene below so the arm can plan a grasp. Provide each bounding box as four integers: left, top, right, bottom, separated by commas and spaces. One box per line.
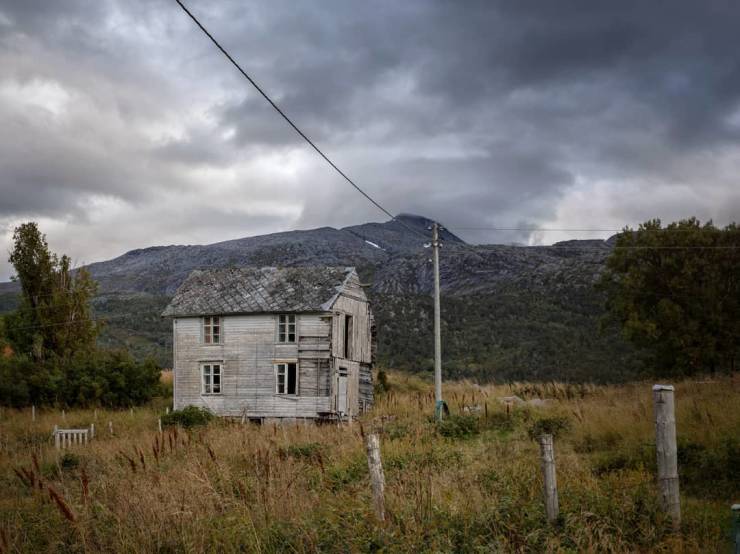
201, 362, 223, 395
277, 314, 297, 344
203, 315, 222, 345
274, 361, 299, 395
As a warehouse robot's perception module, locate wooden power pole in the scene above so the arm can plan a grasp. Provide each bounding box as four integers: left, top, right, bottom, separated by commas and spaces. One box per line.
431, 222, 444, 420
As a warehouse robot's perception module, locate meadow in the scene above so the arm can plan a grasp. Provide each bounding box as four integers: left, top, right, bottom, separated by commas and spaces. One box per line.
0, 372, 737, 553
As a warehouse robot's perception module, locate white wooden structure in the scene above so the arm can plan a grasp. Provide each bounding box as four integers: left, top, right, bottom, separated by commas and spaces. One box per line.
162, 266, 374, 422
53, 425, 94, 449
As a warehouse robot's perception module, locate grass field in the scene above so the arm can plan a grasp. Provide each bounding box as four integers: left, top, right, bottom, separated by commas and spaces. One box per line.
0, 372, 738, 552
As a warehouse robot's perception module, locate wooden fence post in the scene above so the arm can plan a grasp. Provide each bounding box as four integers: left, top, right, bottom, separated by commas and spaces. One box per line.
538, 433, 559, 523
732, 504, 740, 554
653, 384, 680, 531
54, 425, 60, 450
364, 432, 386, 522
158, 418, 163, 434
32, 405, 36, 422
89, 423, 95, 439
108, 421, 113, 436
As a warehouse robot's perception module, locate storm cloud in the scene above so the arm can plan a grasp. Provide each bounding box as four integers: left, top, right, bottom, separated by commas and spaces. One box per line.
1, 0, 739, 279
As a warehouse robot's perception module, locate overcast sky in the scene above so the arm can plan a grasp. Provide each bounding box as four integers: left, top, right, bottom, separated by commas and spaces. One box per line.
1, 1, 739, 280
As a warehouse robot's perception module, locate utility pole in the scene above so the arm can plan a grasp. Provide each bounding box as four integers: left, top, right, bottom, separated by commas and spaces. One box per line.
431, 222, 445, 420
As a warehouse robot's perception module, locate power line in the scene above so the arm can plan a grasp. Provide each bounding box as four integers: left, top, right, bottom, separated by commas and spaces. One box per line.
172, 0, 429, 243
449, 227, 719, 233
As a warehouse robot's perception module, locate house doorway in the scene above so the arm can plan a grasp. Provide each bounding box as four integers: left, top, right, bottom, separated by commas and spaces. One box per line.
337, 367, 348, 415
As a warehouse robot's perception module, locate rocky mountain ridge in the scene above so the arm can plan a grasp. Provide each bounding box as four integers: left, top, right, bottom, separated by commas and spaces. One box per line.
0, 215, 633, 382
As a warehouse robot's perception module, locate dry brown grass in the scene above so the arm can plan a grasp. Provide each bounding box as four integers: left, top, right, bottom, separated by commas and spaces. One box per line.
0, 372, 737, 552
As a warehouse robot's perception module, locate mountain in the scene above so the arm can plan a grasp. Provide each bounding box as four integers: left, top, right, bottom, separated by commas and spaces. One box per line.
0, 215, 640, 382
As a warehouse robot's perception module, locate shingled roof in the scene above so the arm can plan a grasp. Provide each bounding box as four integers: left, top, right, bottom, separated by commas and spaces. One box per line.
161, 266, 355, 317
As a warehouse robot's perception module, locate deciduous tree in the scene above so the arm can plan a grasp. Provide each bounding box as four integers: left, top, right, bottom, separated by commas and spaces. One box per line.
6, 222, 99, 361
599, 218, 739, 375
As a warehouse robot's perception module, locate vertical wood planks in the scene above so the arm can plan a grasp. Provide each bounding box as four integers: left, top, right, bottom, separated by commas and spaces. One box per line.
653, 384, 680, 530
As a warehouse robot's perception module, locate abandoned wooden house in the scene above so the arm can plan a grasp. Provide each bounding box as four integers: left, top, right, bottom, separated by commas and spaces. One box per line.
162, 266, 374, 422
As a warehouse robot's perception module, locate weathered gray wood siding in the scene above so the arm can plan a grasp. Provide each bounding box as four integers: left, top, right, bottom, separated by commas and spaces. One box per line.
329, 271, 374, 415
359, 363, 373, 411
173, 313, 331, 418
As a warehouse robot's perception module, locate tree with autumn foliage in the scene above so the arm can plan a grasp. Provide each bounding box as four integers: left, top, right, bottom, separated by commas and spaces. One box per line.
599, 218, 739, 376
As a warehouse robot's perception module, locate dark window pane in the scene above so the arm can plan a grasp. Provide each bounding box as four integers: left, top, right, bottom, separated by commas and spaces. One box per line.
287, 363, 297, 395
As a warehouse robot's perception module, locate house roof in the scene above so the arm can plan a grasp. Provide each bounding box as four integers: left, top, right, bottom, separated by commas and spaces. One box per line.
161, 266, 355, 317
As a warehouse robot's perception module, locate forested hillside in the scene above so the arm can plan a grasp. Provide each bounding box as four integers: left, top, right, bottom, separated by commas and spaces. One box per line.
0, 215, 641, 382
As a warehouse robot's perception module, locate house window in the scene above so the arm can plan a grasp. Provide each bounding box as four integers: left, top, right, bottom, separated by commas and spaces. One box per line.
277, 314, 296, 343
202, 363, 222, 394
344, 315, 353, 359
203, 316, 221, 344
275, 362, 298, 395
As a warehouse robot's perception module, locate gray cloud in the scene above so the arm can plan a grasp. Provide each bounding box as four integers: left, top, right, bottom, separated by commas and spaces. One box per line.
1, 0, 739, 280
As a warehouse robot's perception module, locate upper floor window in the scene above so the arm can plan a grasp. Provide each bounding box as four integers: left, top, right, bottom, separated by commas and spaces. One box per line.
202, 363, 222, 394
277, 314, 296, 343
343, 314, 353, 359
203, 316, 221, 344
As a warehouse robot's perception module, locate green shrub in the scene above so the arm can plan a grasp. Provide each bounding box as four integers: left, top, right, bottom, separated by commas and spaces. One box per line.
284, 442, 323, 462
326, 457, 367, 491
374, 369, 390, 394
677, 438, 740, 498
0, 349, 161, 408
59, 452, 80, 471
161, 406, 213, 428
527, 415, 571, 440
436, 414, 479, 439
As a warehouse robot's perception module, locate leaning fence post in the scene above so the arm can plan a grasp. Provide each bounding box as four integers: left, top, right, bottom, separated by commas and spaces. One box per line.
731, 504, 740, 554
158, 418, 163, 434
364, 432, 386, 522
653, 384, 680, 531
538, 433, 559, 523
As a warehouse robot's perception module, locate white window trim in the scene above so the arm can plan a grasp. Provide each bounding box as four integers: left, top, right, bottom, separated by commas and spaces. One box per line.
276, 314, 298, 344
202, 315, 223, 345
200, 361, 223, 395
274, 361, 299, 395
